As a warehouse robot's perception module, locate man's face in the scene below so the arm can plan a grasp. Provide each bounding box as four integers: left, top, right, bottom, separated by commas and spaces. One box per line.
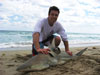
48, 10, 59, 26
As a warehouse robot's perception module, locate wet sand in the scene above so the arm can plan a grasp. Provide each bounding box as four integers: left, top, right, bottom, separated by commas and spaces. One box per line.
0, 46, 100, 75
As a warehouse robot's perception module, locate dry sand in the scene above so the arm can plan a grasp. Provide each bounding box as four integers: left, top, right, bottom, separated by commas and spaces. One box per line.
0, 46, 100, 75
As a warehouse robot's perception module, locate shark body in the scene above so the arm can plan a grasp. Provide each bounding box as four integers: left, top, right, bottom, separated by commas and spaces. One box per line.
16, 38, 87, 72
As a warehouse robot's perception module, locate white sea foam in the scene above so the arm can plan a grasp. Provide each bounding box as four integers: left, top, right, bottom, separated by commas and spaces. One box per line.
0, 30, 100, 51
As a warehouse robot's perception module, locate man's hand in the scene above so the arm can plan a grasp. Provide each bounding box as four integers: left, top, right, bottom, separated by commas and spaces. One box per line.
37, 48, 50, 54
66, 50, 73, 56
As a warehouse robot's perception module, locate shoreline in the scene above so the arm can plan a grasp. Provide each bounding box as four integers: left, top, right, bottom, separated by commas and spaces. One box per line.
1, 40, 100, 51
0, 45, 99, 53
0, 43, 100, 51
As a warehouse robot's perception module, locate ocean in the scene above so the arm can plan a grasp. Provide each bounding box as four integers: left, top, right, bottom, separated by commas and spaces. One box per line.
0, 30, 100, 51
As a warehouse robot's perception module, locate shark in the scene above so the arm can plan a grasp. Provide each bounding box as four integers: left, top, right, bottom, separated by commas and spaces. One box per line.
16, 38, 88, 72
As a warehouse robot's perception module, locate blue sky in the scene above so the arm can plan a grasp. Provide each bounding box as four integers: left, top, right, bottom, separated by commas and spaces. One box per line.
0, 0, 100, 33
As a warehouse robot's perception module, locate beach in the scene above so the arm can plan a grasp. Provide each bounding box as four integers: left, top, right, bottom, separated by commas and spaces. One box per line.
1, 0, 100, 75
0, 46, 100, 75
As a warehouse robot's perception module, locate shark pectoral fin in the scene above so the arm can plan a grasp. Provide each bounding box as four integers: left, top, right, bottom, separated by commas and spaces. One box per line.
16, 55, 42, 71
17, 54, 51, 72
16, 56, 36, 71
75, 47, 88, 56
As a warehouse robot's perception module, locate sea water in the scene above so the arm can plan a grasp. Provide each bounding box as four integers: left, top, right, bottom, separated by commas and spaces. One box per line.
0, 30, 100, 51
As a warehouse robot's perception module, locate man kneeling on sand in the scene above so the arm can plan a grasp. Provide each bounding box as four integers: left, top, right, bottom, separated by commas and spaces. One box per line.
32, 6, 72, 56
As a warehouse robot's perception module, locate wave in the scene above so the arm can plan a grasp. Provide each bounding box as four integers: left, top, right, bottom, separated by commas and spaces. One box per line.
0, 42, 32, 49
0, 30, 100, 50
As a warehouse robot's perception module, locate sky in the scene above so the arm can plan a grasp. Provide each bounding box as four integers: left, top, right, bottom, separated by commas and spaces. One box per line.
0, 0, 100, 34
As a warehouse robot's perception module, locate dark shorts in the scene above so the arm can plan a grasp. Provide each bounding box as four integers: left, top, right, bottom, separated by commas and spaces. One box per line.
32, 34, 57, 56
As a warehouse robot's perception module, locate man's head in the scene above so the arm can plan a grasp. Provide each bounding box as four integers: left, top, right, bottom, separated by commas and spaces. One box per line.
48, 6, 60, 15
48, 6, 60, 26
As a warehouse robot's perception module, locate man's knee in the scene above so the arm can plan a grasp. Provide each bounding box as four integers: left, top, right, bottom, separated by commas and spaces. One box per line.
55, 36, 61, 46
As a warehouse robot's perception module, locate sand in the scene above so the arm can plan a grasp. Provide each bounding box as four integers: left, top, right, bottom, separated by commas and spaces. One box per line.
0, 46, 100, 75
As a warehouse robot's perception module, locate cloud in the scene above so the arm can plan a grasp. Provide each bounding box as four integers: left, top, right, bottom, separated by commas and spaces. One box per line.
0, 0, 100, 33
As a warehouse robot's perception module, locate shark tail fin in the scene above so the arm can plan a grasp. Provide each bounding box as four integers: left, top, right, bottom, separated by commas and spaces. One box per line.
75, 48, 88, 56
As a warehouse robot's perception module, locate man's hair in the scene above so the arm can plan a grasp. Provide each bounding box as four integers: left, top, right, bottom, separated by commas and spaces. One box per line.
48, 6, 60, 15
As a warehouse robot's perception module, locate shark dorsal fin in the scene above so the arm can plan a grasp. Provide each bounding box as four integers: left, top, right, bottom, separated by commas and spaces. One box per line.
48, 38, 56, 49
48, 38, 58, 57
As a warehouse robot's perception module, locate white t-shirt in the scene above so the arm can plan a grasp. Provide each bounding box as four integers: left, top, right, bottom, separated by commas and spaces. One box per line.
33, 18, 68, 44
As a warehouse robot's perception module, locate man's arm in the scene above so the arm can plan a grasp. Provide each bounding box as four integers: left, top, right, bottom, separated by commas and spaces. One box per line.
33, 32, 40, 50
63, 40, 72, 56
33, 32, 49, 54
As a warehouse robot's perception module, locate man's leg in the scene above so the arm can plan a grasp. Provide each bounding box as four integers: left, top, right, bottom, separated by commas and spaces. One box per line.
49, 35, 61, 55
54, 36, 61, 47
50, 35, 61, 47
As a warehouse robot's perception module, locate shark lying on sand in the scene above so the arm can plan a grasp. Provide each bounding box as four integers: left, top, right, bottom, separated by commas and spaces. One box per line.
16, 38, 88, 72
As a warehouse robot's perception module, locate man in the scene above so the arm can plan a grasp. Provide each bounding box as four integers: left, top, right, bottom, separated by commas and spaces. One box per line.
32, 6, 72, 56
